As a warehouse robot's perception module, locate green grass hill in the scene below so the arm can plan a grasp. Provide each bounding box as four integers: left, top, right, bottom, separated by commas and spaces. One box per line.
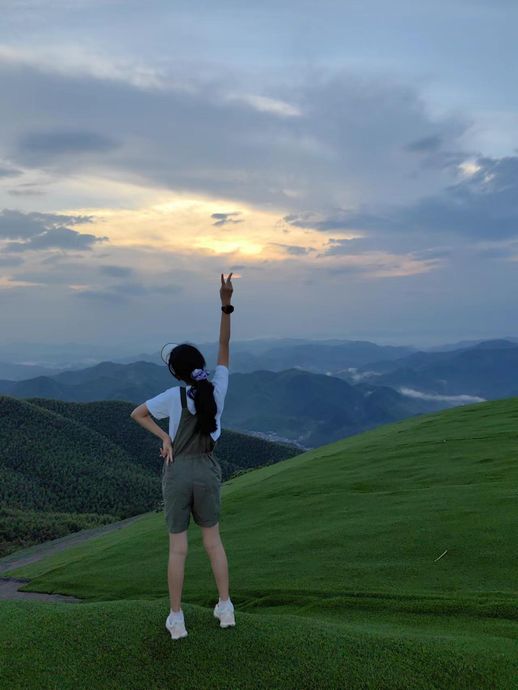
1, 398, 517, 689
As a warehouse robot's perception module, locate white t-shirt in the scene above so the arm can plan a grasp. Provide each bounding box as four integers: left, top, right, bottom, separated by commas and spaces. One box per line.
145, 364, 229, 442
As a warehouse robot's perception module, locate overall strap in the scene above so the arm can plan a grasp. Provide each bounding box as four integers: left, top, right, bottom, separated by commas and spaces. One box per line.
175, 384, 217, 456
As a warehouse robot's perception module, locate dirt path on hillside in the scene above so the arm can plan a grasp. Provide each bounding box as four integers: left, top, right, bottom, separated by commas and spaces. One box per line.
0, 513, 147, 603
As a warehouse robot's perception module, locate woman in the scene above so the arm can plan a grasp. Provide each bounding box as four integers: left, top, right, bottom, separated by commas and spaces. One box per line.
130, 273, 235, 640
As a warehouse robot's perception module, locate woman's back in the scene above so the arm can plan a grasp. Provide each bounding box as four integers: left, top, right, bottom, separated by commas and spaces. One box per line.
144, 363, 229, 442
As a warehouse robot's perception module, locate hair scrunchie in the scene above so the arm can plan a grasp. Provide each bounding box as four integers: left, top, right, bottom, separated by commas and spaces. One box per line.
187, 367, 210, 400
191, 368, 209, 381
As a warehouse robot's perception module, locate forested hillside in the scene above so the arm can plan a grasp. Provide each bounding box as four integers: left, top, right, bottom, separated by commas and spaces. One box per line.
26, 397, 300, 478
0, 396, 299, 556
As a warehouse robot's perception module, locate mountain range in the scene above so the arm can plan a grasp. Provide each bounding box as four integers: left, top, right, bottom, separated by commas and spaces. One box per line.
0, 363, 445, 446
1, 337, 515, 445
347, 339, 518, 399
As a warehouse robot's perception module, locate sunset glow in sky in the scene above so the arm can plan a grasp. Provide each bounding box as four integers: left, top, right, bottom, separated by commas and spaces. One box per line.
1, 1, 517, 350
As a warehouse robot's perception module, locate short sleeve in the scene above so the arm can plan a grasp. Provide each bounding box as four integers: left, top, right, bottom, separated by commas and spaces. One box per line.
145, 387, 174, 420
211, 364, 229, 400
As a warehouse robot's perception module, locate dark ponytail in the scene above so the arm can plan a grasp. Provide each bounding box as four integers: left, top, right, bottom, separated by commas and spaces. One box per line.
191, 378, 218, 434
167, 343, 217, 435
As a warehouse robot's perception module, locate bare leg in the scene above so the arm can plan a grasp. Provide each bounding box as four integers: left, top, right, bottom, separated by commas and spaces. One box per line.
168, 530, 188, 612
200, 522, 229, 600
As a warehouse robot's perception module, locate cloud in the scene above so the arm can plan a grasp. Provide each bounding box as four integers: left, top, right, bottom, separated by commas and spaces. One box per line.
469, 238, 518, 260
98, 264, 135, 277
404, 138, 467, 173
323, 250, 442, 278
410, 246, 452, 260
5, 227, 107, 252
0, 58, 471, 212
0, 42, 169, 90
405, 135, 443, 152
398, 387, 485, 404
319, 238, 368, 255
284, 155, 518, 241
13, 258, 142, 289
8, 185, 46, 197
0, 209, 94, 238
16, 129, 119, 164
390, 155, 518, 239
73, 279, 182, 302
211, 212, 243, 227
0, 209, 106, 251
268, 242, 315, 256
0, 163, 22, 178
284, 211, 383, 233
346, 367, 382, 382
0, 254, 24, 266
223, 93, 302, 118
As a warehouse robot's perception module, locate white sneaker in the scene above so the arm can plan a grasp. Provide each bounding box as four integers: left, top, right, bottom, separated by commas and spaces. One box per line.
213, 600, 236, 628
165, 613, 188, 640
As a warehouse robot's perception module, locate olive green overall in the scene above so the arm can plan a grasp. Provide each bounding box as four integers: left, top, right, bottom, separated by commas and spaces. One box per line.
161, 386, 223, 533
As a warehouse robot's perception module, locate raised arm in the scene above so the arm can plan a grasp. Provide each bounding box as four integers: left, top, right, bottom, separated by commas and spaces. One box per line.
218, 272, 233, 367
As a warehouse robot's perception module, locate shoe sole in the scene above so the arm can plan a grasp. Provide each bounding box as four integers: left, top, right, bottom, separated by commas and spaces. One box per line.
214, 610, 236, 628
165, 623, 188, 640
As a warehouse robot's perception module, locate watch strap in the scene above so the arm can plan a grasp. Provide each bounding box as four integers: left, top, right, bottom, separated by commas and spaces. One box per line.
221, 304, 234, 314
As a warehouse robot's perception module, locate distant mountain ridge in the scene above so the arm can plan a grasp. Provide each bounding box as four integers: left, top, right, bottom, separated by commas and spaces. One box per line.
351, 339, 518, 398
0, 361, 170, 401
0, 364, 442, 446
0, 338, 417, 379
1, 338, 515, 446
223, 368, 440, 445
0, 361, 63, 381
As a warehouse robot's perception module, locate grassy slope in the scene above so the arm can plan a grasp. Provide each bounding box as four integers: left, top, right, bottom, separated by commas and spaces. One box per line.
1, 599, 511, 690
2, 399, 518, 689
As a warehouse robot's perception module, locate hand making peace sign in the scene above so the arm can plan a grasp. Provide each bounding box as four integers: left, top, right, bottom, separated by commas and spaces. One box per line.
220, 272, 233, 306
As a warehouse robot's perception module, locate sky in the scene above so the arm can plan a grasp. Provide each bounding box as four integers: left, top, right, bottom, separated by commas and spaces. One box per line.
0, 0, 517, 352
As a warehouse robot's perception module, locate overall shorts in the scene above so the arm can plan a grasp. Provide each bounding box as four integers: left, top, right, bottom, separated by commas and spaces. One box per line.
161, 386, 223, 533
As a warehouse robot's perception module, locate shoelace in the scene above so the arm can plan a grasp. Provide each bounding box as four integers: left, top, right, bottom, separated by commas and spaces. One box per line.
169, 617, 185, 626
218, 603, 234, 612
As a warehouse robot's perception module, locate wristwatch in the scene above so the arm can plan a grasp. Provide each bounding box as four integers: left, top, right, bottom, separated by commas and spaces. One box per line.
221, 304, 235, 314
